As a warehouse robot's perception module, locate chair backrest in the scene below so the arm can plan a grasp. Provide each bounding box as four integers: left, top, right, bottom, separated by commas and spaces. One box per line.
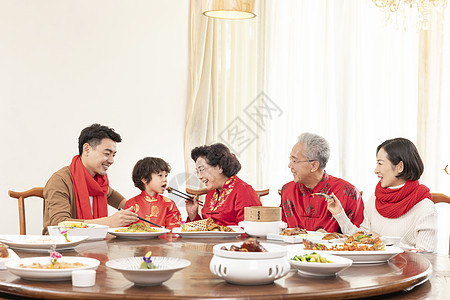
186, 188, 270, 199
431, 193, 450, 255
431, 193, 450, 204
8, 187, 44, 235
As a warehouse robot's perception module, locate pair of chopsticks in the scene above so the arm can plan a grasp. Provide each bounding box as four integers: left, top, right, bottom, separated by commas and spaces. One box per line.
167, 187, 203, 206
118, 208, 163, 228
311, 193, 332, 200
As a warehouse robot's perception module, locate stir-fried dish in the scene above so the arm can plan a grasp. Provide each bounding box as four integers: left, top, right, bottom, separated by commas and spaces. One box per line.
116, 223, 163, 233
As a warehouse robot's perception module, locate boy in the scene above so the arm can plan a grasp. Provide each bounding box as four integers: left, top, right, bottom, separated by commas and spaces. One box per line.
124, 157, 181, 229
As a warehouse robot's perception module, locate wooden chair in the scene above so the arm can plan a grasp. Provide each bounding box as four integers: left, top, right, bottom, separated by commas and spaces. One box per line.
431, 193, 450, 255
8, 187, 44, 235
186, 188, 270, 199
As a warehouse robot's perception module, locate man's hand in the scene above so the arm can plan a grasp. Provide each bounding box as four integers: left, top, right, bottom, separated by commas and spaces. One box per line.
109, 207, 138, 227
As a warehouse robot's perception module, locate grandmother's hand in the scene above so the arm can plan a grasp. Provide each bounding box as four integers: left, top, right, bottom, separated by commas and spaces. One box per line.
186, 196, 200, 221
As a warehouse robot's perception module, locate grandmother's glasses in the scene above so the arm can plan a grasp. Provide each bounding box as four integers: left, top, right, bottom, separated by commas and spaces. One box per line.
195, 166, 211, 176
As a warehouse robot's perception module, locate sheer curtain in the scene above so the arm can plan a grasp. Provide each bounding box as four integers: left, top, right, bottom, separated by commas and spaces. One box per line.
185, 0, 265, 189
186, 0, 449, 252
261, 1, 421, 199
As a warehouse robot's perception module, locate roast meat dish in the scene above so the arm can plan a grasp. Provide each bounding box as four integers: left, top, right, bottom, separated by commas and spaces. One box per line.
0, 243, 8, 258
322, 232, 347, 240
280, 227, 307, 236
220, 238, 268, 252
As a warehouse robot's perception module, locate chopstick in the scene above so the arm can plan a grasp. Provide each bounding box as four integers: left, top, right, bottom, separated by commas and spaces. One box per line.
311, 193, 332, 199
118, 208, 164, 228
167, 187, 203, 206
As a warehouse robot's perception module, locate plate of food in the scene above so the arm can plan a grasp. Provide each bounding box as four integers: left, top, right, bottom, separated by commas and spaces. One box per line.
210, 239, 290, 285
0, 243, 19, 270
5, 256, 100, 281
287, 239, 404, 264
172, 219, 243, 238
288, 250, 353, 277
108, 224, 170, 239
267, 228, 326, 244
48, 221, 109, 241
310, 232, 401, 247
0, 235, 89, 252
106, 251, 191, 286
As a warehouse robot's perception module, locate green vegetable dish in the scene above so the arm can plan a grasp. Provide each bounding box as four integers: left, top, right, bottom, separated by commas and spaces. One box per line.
291, 252, 332, 263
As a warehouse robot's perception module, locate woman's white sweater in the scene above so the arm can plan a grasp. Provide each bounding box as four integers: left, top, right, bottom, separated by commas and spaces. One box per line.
333, 193, 437, 251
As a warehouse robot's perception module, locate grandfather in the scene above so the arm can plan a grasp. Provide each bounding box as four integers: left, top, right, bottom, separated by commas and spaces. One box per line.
280, 132, 364, 232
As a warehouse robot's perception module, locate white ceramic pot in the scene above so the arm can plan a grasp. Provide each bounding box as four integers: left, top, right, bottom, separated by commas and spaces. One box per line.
209, 242, 290, 285
239, 220, 286, 237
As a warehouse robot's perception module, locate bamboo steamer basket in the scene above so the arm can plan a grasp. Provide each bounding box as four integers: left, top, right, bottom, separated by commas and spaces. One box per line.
244, 207, 281, 222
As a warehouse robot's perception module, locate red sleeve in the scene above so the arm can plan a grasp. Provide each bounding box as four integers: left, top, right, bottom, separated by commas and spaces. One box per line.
343, 187, 365, 227
165, 201, 182, 228
233, 184, 262, 224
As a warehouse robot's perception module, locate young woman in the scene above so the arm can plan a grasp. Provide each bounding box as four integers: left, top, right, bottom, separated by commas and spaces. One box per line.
326, 138, 437, 251
186, 143, 261, 225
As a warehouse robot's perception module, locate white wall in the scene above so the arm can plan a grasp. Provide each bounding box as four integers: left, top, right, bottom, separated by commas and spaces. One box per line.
0, 1, 190, 234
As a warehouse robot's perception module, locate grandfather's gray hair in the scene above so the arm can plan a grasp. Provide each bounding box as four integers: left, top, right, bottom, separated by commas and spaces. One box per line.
297, 133, 330, 169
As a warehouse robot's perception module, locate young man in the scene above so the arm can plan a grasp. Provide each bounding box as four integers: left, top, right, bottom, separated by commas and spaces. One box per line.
280, 132, 364, 232
42, 123, 138, 234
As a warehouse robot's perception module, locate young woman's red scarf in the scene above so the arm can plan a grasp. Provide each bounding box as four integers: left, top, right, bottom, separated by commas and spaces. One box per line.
375, 180, 431, 218
70, 155, 109, 219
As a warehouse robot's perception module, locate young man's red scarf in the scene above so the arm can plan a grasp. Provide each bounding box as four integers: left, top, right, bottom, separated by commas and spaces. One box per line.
375, 180, 431, 218
70, 155, 108, 219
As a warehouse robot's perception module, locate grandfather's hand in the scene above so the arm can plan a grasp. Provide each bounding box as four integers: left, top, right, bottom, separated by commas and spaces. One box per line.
326, 193, 344, 216
109, 207, 138, 227
185, 196, 200, 221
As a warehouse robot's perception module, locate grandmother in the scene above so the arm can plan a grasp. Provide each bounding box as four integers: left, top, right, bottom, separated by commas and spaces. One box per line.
186, 143, 261, 225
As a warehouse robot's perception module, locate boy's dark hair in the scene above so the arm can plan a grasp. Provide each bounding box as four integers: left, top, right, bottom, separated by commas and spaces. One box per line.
191, 143, 241, 177
78, 123, 122, 156
377, 138, 424, 181
132, 157, 171, 191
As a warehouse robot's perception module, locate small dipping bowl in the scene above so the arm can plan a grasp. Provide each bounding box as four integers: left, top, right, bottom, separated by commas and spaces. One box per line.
72, 270, 96, 287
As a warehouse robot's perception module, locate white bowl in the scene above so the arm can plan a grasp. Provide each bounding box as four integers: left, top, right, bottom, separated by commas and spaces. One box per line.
239, 220, 286, 237
48, 224, 109, 241
5, 256, 100, 281
288, 250, 353, 277
210, 242, 290, 285
106, 256, 191, 286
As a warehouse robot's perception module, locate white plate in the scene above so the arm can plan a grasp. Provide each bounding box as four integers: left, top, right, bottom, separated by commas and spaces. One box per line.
287, 244, 404, 264
288, 250, 353, 277
172, 226, 244, 238
108, 227, 170, 239
266, 231, 326, 244
213, 242, 287, 259
48, 224, 109, 241
0, 235, 89, 251
308, 236, 399, 246
5, 256, 99, 281
0, 249, 20, 270
106, 256, 191, 286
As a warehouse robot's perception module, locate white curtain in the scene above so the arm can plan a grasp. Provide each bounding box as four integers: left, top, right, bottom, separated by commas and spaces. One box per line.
185, 0, 265, 189
186, 1, 450, 252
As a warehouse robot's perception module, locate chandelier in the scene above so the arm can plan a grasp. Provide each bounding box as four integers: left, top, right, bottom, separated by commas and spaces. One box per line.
373, 0, 448, 30
202, 0, 256, 19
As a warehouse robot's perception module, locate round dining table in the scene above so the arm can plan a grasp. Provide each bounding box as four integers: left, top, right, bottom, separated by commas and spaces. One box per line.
0, 233, 448, 299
